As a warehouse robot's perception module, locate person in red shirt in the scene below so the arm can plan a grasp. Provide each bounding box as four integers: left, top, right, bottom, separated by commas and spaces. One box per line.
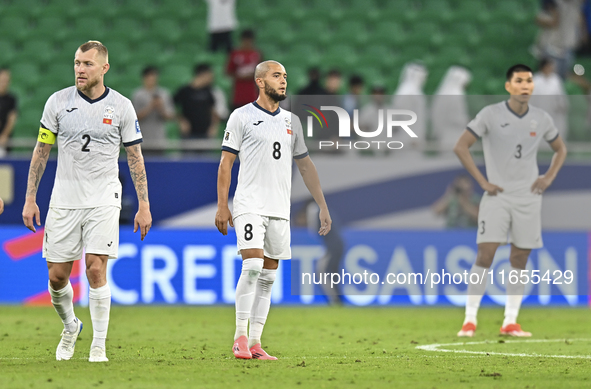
226, 30, 262, 110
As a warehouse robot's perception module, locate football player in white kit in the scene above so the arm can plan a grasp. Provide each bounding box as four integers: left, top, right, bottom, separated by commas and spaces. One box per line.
454, 64, 567, 337
215, 60, 332, 359
22, 41, 152, 362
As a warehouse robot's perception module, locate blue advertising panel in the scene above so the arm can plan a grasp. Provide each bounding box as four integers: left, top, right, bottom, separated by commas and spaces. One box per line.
0, 227, 588, 306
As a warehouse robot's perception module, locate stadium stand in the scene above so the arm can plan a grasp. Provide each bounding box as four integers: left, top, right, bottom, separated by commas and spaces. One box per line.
1, 0, 589, 147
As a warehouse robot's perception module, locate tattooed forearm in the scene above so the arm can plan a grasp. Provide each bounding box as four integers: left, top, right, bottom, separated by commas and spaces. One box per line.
25, 142, 51, 198
126, 144, 149, 204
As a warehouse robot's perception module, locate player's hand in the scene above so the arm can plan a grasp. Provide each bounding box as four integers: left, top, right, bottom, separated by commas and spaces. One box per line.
531, 175, 553, 195
318, 207, 332, 236
215, 205, 233, 235
481, 182, 504, 196
0, 197, 4, 215
22, 199, 41, 232
134, 207, 152, 241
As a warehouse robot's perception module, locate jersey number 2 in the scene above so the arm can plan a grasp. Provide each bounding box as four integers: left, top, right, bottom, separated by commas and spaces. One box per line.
82, 134, 91, 152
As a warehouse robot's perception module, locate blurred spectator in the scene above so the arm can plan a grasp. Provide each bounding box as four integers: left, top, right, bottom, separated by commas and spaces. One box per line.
580, 0, 591, 55
325, 69, 342, 95
534, 0, 584, 79
432, 174, 480, 229
358, 85, 388, 134
294, 199, 345, 305
0, 196, 3, 215
343, 74, 365, 117
531, 58, 569, 139
392, 62, 428, 144
174, 63, 219, 139
212, 84, 229, 121
298, 67, 327, 95
0, 68, 18, 158
206, 0, 237, 53
430, 65, 471, 150
132, 66, 175, 149
226, 29, 262, 110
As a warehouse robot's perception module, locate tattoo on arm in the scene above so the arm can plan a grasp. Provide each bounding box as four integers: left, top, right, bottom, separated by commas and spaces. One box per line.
26, 142, 51, 198
126, 144, 149, 203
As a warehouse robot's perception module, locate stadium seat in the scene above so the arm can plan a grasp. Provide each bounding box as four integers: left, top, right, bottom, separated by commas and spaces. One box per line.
72, 17, 108, 41
259, 21, 297, 46
160, 64, 194, 91
297, 20, 333, 45
149, 19, 184, 45
106, 18, 146, 46
0, 40, 17, 64
0, 16, 31, 44
10, 63, 41, 90
333, 21, 370, 48
19, 41, 57, 66
33, 16, 70, 43
324, 44, 359, 70
372, 22, 407, 46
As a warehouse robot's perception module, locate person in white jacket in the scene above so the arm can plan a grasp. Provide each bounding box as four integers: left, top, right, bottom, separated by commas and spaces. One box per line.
392, 62, 428, 148
530, 58, 569, 141
431, 66, 472, 151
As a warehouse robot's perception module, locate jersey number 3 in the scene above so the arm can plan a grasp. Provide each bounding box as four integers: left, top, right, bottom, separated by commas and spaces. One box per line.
82, 134, 91, 152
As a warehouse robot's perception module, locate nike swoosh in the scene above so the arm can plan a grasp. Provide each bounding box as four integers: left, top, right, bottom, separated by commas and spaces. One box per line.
66, 108, 78, 113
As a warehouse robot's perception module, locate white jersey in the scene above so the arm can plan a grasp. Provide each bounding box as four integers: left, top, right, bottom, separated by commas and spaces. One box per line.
221, 102, 308, 220
467, 101, 559, 196
40, 86, 142, 209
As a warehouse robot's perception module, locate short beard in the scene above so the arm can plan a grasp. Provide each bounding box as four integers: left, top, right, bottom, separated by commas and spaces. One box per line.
76, 76, 100, 93
264, 82, 286, 102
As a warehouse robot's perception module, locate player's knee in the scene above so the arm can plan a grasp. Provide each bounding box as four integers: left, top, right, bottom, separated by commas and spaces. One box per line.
475, 251, 495, 268
48, 272, 69, 289
86, 265, 105, 285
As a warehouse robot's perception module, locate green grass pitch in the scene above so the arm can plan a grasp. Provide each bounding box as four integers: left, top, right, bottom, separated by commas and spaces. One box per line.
1, 306, 590, 388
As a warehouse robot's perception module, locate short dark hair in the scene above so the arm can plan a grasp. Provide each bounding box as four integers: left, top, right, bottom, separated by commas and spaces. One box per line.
241, 29, 255, 40
307, 67, 321, 79
349, 74, 364, 87
194, 63, 212, 75
327, 69, 341, 78
538, 58, 552, 71
506, 64, 533, 81
142, 66, 158, 77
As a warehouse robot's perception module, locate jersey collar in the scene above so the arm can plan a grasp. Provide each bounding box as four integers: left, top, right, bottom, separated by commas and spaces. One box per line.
505, 100, 528, 118
78, 86, 110, 104
252, 101, 280, 116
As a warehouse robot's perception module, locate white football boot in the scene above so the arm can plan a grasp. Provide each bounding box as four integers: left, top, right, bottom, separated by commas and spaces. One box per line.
56, 318, 83, 361
89, 347, 109, 362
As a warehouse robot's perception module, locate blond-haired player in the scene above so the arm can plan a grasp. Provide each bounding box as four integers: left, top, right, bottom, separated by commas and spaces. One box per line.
22, 41, 152, 362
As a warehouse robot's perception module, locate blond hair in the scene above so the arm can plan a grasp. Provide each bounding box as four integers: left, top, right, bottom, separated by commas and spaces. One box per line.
78, 40, 109, 63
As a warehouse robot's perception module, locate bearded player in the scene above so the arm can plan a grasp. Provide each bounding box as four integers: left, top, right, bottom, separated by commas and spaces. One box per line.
215, 60, 331, 359
22, 41, 151, 362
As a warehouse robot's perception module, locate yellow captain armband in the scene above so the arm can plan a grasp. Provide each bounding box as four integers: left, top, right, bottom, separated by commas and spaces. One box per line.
38, 128, 56, 144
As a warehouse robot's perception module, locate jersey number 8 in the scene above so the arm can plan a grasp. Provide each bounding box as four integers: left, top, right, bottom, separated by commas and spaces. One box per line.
272, 142, 281, 160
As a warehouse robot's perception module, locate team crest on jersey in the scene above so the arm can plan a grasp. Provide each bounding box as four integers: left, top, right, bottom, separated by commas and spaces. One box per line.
284, 117, 291, 128
103, 106, 115, 125
530, 120, 538, 129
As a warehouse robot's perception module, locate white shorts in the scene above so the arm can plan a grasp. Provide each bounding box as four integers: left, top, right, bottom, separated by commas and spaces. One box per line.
476, 193, 543, 249
43, 206, 120, 262
233, 213, 291, 260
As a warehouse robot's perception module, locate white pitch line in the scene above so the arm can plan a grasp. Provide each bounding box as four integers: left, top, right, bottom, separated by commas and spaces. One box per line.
417, 338, 591, 359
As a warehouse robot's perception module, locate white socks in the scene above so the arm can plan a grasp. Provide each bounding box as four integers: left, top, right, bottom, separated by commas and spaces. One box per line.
503, 266, 525, 327
49, 281, 77, 333
249, 268, 276, 348
464, 264, 489, 325
234, 258, 263, 341
89, 284, 111, 350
